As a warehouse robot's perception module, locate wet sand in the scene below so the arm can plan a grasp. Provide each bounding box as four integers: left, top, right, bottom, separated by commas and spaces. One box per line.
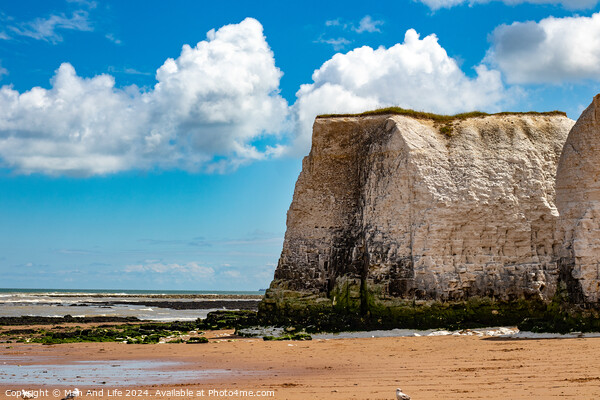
1, 330, 600, 399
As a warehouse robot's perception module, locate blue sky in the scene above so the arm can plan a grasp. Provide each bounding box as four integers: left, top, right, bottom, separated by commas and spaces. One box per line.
1, 0, 599, 290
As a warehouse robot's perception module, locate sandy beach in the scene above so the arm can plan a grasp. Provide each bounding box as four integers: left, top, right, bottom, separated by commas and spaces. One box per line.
2, 330, 600, 400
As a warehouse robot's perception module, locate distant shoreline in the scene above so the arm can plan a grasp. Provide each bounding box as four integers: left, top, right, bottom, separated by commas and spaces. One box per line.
11, 293, 264, 300
0, 290, 263, 321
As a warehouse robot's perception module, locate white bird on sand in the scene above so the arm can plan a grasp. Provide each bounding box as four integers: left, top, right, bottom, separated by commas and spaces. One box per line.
61, 389, 81, 400
396, 387, 411, 400
21, 391, 34, 400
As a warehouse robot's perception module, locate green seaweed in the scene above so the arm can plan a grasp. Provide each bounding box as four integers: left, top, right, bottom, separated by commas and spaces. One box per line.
262, 333, 312, 341
4, 310, 259, 345
259, 282, 600, 334
200, 310, 258, 329
186, 336, 209, 344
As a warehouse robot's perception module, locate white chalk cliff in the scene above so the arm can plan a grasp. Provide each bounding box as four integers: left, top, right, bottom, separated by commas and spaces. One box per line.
263, 109, 579, 319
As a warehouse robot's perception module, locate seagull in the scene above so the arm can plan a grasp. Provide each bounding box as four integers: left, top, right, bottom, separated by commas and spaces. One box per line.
396, 387, 411, 400
61, 389, 81, 400
21, 391, 34, 400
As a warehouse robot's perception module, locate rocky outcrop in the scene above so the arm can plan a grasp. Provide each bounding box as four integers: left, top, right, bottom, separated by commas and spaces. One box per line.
261, 110, 576, 325
556, 95, 600, 303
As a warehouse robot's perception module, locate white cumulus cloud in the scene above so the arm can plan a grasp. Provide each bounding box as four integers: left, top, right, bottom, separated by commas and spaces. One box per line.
0, 64, 142, 175
0, 18, 288, 176
292, 28, 511, 155
487, 12, 600, 84
419, 0, 599, 10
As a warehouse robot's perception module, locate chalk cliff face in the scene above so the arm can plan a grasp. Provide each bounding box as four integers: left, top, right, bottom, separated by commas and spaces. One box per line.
263, 111, 575, 320
556, 95, 600, 303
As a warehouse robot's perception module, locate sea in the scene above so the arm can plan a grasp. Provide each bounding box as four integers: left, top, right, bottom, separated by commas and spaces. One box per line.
0, 288, 264, 322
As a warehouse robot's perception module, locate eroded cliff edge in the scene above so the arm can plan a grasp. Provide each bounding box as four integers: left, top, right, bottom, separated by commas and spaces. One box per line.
261, 110, 577, 328
556, 94, 600, 304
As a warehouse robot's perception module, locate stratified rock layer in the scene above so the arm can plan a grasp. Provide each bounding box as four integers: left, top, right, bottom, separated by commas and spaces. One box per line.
556, 95, 600, 303
263, 112, 575, 321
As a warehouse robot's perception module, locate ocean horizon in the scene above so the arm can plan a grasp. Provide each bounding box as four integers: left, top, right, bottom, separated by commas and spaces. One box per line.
0, 288, 265, 295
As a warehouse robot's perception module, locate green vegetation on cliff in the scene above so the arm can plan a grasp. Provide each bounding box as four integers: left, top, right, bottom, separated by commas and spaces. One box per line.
317, 107, 567, 121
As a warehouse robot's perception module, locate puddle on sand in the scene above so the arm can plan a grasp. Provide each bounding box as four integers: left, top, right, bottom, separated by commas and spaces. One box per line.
0, 360, 231, 386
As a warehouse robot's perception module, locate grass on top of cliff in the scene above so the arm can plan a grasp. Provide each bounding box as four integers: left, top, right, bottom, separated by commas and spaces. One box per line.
316, 107, 567, 122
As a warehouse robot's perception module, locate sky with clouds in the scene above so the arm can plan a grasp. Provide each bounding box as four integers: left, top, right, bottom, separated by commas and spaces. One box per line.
1, 0, 599, 290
